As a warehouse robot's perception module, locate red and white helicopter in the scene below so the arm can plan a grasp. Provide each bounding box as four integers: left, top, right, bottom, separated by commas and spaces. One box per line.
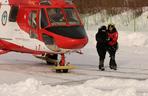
0, 0, 88, 72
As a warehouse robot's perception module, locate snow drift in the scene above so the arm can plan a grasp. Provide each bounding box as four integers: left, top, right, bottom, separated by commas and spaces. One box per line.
126, 32, 148, 47
1, 78, 148, 96
0, 78, 142, 96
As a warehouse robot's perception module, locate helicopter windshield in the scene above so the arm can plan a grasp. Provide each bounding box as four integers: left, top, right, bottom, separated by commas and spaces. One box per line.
64, 8, 80, 25
46, 8, 81, 26
47, 8, 66, 25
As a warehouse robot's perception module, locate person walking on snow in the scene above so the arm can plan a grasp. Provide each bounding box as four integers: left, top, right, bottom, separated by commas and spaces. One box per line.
96, 24, 118, 71
107, 24, 118, 70
96, 25, 108, 71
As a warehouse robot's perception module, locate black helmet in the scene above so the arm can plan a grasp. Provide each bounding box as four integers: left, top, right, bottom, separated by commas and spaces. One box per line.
100, 25, 106, 32
98, 25, 107, 33
101, 25, 106, 30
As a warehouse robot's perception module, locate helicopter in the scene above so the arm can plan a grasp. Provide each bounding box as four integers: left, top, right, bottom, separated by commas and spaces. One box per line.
0, 0, 88, 73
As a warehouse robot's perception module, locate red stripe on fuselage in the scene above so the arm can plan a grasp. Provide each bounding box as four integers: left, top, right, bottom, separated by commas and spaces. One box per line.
0, 40, 45, 55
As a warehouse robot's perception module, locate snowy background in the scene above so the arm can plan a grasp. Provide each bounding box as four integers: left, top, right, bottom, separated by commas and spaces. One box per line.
0, 8, 148, 96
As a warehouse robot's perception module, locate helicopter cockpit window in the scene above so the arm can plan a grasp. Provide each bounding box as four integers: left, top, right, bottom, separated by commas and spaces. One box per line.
9, 6, 19, 22
46, 8, 66, 25
28, 11, 37, 28
64, 8, 80, 25
40, 8, 48, 28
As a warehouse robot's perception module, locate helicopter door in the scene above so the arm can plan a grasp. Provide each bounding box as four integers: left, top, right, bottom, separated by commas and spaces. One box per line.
28, 9, 39, 39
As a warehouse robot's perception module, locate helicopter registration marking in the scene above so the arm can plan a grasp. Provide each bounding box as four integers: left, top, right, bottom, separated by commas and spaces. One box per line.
1, 11, 7, 26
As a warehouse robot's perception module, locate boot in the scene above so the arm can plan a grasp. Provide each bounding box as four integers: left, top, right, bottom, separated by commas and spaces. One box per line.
109, 56, 117, 70
99, 60, 105, 71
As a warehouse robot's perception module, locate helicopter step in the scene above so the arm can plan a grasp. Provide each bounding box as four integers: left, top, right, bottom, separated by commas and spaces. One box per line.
51, 54, 76, 73
52, 64, 76, 73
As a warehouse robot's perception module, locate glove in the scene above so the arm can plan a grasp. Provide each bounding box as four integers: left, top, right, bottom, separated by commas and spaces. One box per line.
106, 38, 112, 42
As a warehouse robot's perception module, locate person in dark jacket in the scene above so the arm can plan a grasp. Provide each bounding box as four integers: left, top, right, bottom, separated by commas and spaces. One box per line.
96, 24, 118, 71
107, 24, 118, 70
96, 25, 108, 71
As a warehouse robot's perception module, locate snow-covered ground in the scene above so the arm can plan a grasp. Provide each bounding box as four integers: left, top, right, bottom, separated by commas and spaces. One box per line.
0, 9, 148, 96
0, 78, 148, 96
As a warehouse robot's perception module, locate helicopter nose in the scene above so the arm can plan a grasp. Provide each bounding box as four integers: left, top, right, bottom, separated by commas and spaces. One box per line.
56, 37, 88, 49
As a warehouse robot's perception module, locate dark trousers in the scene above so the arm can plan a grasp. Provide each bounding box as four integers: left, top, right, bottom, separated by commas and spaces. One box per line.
96, 43, 118, 66
107, 46, 117, 66
96, 44, 107, 61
